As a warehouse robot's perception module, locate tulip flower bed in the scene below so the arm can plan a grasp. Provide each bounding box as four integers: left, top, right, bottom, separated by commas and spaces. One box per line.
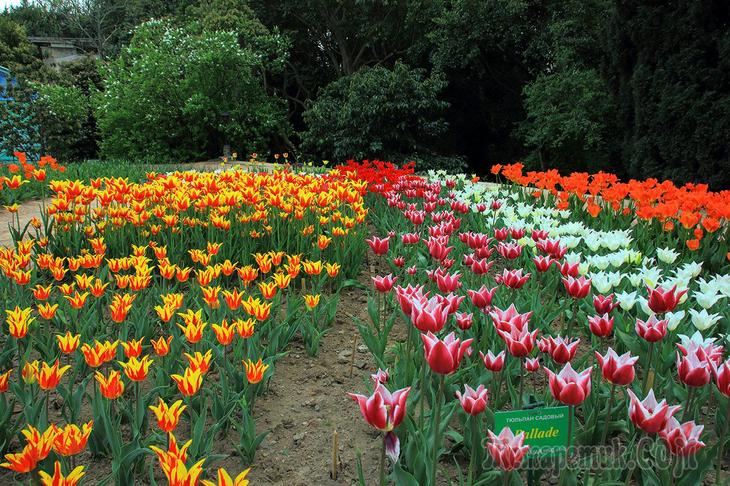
344, 162, 730, 485
0, 163, 369, 484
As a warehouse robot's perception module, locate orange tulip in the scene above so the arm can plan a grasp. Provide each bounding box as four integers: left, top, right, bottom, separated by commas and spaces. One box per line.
38, 303, 59, 320
212, 320, 236, 346
6, 306, 34, 338
121, 338, 144, 358
221, 288, 244, 310
184, 350, 213, 375
317, 234, 332, 250
65, 291, 89, 310
149, 398, 186, 433
155, 304, 176, 323
150, 433, 193, 477
234, 318, 255, 338
22, 360, 39, 384
243, 358, 269, 384
151, 335, 173, 356
95, 370, 125, 399
243, 297, 272, 321
32, 284, 53, 300
201, 468, 251, 486
201, 285, 221, 308
171, 368, 203, 397
177, 321, 206, 344
325, 262, 341, 278
22, 424, 56, 462
257, 280, 277, 300
302, 260, 322, 275
38, 461, 85, 486
52, 421, 93, 456
118, 355, 153, 382
304, 294, 321, 310
0, 369, 12, 392
161, 293, 184, 309
1, 443, 37, 473
56, 332, 80, 354
38, 360, 71, 390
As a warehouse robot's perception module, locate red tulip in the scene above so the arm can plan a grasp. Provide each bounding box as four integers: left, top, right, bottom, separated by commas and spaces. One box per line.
593, 294, 618, 314
489, 304, 532, 332
392, 256, 405, 267
595, 348, 638, 386
627, 389, 681, 434
455, 312, 473, 330
372, 274, 397, 293
410, 296, 449, 333
495, 269, 530, 289
533, 255, 553, 272
676, 347, 711, 387
406, 266, 417, 275
421, 332, 473, 375
497, 242, 522, 260
491, 200, 502, 210
635, 315, 668, 342
494, 228, 509, 241
525, 357, 540, 373
348, 383, 410, 432
544, 362, 592, 406
556, 260, 580, 278
455, 384, 488, 416
538, 336, 580, 364
435, 271, 462, 293
470, 258, 494, 275
660, 418, 705, 456
646, 285, 687, 314
401, 233, 420, 245
371, 368, 389, 385
562, 275, 591, 299
467, 285, 496, 309
711, 357, 730, 396
486, 427, 530, 471
536, 239, 567, 259
509, 227, 525, 239
365, 236, 390, 256
587, 313, 614, 337
442, 293, 465, 315
497, 326, 539, 358
480, 350, 505, 372
395, 284, 426, 316
531, 229, 549, 241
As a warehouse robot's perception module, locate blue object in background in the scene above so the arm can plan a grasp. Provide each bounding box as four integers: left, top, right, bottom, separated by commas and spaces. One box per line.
0, 66, 17, 101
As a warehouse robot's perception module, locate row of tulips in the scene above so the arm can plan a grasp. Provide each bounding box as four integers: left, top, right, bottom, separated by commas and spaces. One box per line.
492, 163, 730, 269
0, 162, 368, 484
346, 164, 729, 485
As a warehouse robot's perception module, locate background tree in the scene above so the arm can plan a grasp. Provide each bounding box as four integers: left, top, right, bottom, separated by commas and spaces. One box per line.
94, 19, 288, 161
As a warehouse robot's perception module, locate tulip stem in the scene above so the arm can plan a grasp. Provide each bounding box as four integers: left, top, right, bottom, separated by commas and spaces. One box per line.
641, 342, 654, 394
431, 375, 445, 485
565, 405, 573, 464
518, 357, 524, 409
715, 399, 730, 485
419, 362, 427, 431
495, 369, 504, 408
682, 387, 694, 421
601, 383, 616, 445
468, 415, 480, 484
502, 470, 511, 486
379, 433, 386, 486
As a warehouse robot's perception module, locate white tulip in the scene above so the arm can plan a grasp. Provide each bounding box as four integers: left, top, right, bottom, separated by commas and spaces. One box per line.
656, 247, 680, 264
688, 309, 722, 331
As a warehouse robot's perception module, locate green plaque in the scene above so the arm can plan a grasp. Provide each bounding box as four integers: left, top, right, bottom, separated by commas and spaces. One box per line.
493, 406, 571, 456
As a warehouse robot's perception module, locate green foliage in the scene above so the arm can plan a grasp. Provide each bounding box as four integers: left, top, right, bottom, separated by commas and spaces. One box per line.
519, 69, 614, 171
94, 19, 289, 161
302, 62, 448, 162
604, 0, 730, 188
34, 82, 91, 161
0, 15, 46, 80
